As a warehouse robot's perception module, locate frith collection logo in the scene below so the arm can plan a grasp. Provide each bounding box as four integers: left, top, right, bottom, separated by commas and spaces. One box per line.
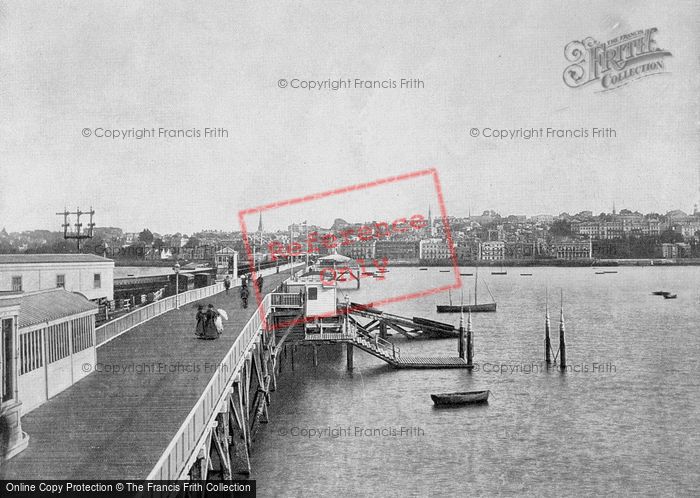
563, 28, 672, 91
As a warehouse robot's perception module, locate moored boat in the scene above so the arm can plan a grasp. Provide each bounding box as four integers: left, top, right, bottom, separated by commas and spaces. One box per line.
652, 291, 669, 296
663, 294, 677, 299
437, 268, 496, 313
431, 390, 490, 405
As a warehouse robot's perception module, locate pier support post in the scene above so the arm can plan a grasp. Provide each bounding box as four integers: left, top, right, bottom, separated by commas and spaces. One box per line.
379, 322, 388, 340
214, 413, 233, 480
346, 343, 354, 371
230, 380, 251, 475
313, 345, 318, 367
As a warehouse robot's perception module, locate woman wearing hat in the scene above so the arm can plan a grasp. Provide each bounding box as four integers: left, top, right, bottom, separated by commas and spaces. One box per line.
195, 305, 206, 337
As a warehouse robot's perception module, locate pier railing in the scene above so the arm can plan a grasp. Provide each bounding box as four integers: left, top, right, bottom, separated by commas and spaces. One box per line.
350, 323, 400, 360
270, 292, 303, 308
147, 293, 271, 480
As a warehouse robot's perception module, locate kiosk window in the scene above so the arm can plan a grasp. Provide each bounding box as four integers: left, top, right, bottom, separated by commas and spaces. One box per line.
308, 287, 318, 300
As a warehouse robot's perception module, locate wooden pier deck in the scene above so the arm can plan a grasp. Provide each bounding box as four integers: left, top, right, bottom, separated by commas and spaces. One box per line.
394, 355, 471, 369
0, 272, 291, 480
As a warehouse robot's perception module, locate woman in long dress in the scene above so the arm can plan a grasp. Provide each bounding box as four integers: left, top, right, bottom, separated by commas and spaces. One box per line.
195, 305, 206, 337
202, 304, 220, 339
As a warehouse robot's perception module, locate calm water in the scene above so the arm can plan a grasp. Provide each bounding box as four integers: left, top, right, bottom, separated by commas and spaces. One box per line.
251, 267, 700, 497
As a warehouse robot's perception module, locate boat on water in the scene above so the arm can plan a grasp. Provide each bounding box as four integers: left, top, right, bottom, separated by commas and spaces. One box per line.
439, 270, 451, 273
419, 268, 428, 271
652, 291, 670, 296
437, 268, 496, 313
431, 390, 490, 406
460, 273, 473, 276
603, 270, 618, 274
520, 273, 532, 276
595, 271, 606, 274
663, 294, 677, 299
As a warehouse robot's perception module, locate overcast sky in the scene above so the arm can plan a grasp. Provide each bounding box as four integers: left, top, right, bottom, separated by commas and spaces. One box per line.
1, 1, 698, 233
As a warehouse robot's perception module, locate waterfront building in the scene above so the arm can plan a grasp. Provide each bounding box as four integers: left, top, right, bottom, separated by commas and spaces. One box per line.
551, 239, 592, 260
456, 241, 479, 262
374, 240, 420, 262
479, 241, 505, 261
419, 238, 451, 261
661, 243, 678, 259
0, 254, 114, 302
338, 239, 376, 260
506, 241, 536, 259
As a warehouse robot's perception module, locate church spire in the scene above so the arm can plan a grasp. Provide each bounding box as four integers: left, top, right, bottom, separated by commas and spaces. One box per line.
257, 212, 263, 233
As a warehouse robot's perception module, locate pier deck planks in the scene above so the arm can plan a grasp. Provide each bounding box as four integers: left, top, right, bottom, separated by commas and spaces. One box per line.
0, 272, 291, 480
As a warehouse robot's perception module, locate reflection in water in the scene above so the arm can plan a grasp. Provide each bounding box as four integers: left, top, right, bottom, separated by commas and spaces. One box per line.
252, 267, 700, 496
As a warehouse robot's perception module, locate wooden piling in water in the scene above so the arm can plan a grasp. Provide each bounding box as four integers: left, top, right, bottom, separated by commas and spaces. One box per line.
312, 344, 318, 367
466, 309, 473, 368
545, 292, 552, 365
458, 316, 465, 360
559, 294, 566, 370
346, 343, 354, 370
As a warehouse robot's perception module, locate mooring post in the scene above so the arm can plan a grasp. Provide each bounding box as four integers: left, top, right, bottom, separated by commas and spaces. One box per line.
466, 309, 473, 368
458, 310, 465, 360
313, 344, 318, 367
545, 290, 552, 365
346, 343, 354, 370
559, 292, 566, 370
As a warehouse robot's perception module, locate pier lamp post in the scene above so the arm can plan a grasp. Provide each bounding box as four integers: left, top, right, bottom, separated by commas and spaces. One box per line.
173, 262, 180, 309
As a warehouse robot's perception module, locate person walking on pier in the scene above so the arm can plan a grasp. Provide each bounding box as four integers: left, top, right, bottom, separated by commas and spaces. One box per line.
195, 304, 206, 337
240, 281, 249, 309
202, 304, 220, 339
224, 275, 231, 294
256, 274, 264, 293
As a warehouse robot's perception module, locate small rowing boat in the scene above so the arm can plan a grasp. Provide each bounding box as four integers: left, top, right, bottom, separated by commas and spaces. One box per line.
652, 291, 669, 296
460, 273, 473, 276
663, 294, 677, 299
431, 390, 490, 406
419, 268, 428, 271
520, 273, 532, 276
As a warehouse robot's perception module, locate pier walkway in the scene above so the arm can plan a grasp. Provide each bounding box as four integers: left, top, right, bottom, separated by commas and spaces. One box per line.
0, 270, 292, 480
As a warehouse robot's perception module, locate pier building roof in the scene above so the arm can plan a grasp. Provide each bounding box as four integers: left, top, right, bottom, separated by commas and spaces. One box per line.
19, 288, 98, 329
0, 254, 113, 265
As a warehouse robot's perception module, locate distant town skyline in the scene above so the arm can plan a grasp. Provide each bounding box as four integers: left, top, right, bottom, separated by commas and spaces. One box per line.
4, 202, 699, 236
